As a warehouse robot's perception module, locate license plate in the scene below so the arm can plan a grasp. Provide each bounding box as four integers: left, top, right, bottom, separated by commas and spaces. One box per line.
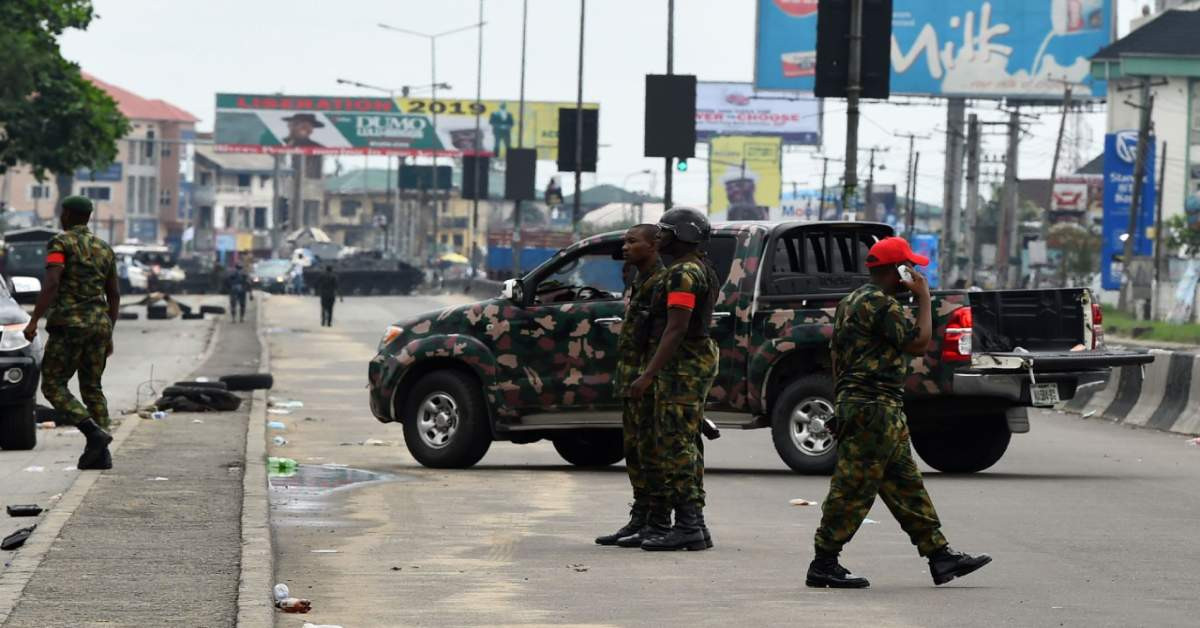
1030, 383, 1060, 407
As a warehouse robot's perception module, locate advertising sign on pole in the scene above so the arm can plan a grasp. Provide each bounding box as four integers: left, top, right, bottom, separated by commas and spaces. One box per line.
912, 233, 940, 289
1101, 131, 1156, 291
215, 94, 597, 159
696, 82, 820, 145
754, 0, 1113, 99
707, 136, 782, 221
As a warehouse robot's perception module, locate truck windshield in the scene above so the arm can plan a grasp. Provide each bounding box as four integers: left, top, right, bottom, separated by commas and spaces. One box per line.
5, 242, 47, 275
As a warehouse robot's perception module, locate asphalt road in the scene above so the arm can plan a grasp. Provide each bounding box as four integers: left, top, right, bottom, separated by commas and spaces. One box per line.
265, 294, 1200, 628
0, 300, 220, 522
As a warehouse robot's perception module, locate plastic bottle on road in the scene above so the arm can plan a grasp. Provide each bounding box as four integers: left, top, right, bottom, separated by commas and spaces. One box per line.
151, 411, 167, 420
273, 583, 289, 601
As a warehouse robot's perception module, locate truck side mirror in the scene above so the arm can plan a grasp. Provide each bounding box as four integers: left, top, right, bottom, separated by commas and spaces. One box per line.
500, 278, 524, 304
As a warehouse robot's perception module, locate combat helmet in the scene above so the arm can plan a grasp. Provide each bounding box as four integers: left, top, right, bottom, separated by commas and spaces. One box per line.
657, 207, 711, 244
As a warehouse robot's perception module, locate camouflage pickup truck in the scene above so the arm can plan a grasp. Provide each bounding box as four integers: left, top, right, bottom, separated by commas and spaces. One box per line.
369, 221, 1152, 474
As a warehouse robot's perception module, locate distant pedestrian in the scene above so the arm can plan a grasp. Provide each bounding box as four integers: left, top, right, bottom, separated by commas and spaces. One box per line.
807, 236, 991, 589
595, 224, 666, 548
316, 265, 341, 327
23, 196, 120, 470
628, 208, 720, 552
227, 264, 248, 323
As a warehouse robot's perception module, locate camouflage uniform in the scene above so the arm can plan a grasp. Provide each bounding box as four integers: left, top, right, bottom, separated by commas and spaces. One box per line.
41, 225, 116, 430
616, 260, 665, 506
815, 283, 947, 557
644, 252, 719, 509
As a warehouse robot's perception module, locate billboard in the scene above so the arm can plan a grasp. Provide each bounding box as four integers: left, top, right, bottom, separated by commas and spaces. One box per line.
708, 136, 782, 220
214, 94, 597, 159
754, 0, 1113, 98
696, 82, 820, 145
76, 162, 122, 182
1101, 131, 1156, 291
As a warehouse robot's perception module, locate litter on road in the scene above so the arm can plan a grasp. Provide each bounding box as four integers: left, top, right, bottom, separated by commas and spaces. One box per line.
311, 549, 339, 553
273, 436, 288, 446
268, 421, 287, 430
789, 498, 817, 506
1, 525, 36, 550
6, 505, 42, 517
275, 597, 312, 613
273, 583, 289, 601
147, 477, 169, 481
267, 408, 293, 415
23, 466, 44, 473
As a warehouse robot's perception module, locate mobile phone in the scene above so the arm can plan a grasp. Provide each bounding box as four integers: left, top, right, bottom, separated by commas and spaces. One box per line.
898, 265, 914, 283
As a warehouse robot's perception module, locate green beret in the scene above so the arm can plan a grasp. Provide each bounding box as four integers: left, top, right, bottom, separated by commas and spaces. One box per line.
61, 195, 94, 214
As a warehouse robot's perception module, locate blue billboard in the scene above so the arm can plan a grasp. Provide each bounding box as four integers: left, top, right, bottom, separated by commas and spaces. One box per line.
754, 0, 1112, 99
911, 233, 940, 289
1101, 131, 1155, 291
75, 162, 122, 182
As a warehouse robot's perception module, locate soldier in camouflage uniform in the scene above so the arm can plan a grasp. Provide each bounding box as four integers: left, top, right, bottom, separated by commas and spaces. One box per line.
595, 225, 666, 547
23, 196, 120, 470
630, 208, 719, 552
808, 236, 991, 588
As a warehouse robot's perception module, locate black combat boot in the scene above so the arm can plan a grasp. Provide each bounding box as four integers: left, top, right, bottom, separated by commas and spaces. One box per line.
928, 546, 992, 585
595, 502, 648, 546
616, 502, 671, 548
806, 549, 870, 588
696, 508, 714, 549
76, 418, 113, 470
641, 505, 708, 551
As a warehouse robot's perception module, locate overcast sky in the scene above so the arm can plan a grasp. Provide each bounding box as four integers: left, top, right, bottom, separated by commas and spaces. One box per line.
60, 0, 1148, 208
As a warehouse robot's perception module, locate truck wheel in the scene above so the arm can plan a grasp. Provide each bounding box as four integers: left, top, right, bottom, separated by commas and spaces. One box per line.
402, 370, 491, 468
911, 413, 1011, 474
0, 399, 37, 450
771, 374, 837, 474
552, 430, 624, 467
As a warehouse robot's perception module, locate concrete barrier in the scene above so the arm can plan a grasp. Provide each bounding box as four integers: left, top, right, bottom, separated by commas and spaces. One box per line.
1069, 347, 1200, 437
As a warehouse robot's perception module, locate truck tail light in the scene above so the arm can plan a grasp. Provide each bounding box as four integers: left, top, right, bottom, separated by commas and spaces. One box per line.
1091, 303, 1104, 350
942, 307, 972, 363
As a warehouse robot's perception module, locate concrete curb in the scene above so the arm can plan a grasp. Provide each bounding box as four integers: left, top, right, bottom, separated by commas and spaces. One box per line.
236, 299, 274, 627
1068, 347, 1200, 437
0, 318, 221, 624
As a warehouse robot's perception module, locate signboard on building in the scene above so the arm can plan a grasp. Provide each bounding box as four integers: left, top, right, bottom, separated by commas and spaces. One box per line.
1101, 131, 1156, 291
696, 82, 820, 145
754, 0, 1113, 98
707, 136, 782, 220
128, 218, 158, 243
75, 162, 122, 182
214, 93, 596, 160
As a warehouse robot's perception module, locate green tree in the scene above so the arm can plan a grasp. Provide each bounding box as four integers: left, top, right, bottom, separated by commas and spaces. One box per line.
1047, 222, 1102, 286
1165, 214, 1200, 257
0, 1, 130, 203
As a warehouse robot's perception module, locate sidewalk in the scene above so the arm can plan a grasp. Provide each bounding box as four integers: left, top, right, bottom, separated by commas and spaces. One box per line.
2, 304, 261, 628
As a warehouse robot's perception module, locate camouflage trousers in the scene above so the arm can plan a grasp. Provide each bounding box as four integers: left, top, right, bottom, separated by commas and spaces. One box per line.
622, 395, 654, 505
814, 401, 947, 557
645, 371, 714, 508
42, 325, 111, 430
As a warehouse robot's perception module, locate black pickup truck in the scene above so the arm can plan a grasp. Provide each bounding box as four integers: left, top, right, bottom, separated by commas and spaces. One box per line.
369, 221, 1153, 473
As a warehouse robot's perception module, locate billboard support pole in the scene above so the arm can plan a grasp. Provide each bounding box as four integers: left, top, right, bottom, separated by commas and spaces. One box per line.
840, 0, 863, 218
1153, 141, 1167, 321
964, 114, 980, 288
664, 0, 675, 211
471, 0, 484, 277
513, 0, 528, 278
942, 98, 965, 284
572, 0, 586, 242
1119, 80, 1153, 313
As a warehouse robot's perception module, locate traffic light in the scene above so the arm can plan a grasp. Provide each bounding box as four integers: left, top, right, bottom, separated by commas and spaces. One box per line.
676, 160, 688, 172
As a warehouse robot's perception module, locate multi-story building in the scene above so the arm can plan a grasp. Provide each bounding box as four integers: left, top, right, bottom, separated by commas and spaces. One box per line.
192, 145, 287, 263
0, 73, 196, 245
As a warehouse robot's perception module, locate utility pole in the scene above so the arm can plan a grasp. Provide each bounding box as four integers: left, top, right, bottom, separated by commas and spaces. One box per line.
964, 114, 981, 288
1153, 141, 1167, 321
512, 0, 529, 277
862, 147, 888, 221
271, 154, 282, 256
1120, 79, 1153, 312
1048, 82, 1073, 219
663, 0, 675, 210
571, 0, 586, 242
841, 0, 864, 216
942, 99, 966, 284
895, 132, 927, 232
819, 157, 829, 219
997, 108, 1021, 288
905, 151, 920, 234
470, 0, 484, 275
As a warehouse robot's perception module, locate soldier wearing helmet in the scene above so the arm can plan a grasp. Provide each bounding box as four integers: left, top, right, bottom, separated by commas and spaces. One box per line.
628, 207, 719, 551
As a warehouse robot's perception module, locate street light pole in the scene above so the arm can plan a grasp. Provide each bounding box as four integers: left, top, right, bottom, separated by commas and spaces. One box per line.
572, 0, 586, 241
513, 0, 529, 277
663, 0, 675, 210
470, 0, 484, 278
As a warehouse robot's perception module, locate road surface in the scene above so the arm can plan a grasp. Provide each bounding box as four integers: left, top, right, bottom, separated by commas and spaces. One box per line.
264, 294, 1200, 627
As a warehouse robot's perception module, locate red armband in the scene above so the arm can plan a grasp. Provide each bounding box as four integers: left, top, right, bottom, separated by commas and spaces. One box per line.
667, 291, 696, 310
46, 252, 65, 265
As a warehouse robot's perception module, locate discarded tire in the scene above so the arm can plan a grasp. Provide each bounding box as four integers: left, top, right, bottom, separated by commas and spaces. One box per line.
219, 373, 273, 391
118, 311, 139, 321
181, 312, 204, 320
199, 305, 227, 315
146, 304, 169, 320
172, 380, 228, 390
156, 386, 242, 412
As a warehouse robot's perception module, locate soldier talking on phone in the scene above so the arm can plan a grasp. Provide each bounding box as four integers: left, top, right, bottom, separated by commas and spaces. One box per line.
807, 236, 991, 588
